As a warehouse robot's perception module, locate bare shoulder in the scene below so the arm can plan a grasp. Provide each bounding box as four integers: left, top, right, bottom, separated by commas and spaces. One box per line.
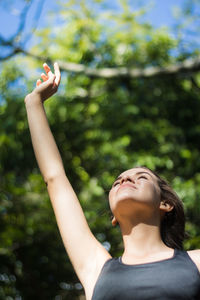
187, 249, 200, 272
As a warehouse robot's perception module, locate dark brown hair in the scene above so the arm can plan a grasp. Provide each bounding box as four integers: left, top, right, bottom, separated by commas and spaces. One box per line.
138, 167, 185, 250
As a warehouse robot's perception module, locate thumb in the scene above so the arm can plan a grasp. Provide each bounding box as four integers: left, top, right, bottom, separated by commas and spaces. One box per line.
42, 73, 56, 88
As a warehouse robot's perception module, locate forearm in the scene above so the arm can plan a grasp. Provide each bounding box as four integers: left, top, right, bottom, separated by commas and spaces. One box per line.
25, 93, 65, 183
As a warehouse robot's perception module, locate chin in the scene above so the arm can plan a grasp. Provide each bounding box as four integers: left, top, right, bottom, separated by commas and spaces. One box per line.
116, 189, 139, 202
110, 194, 155, 216
110, 196, 138, 214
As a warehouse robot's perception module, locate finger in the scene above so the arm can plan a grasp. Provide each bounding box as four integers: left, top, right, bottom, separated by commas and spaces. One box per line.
42, 73, 56, 88
36, 79, 42, 87
54, 62, 61, 86
41, 73, 48, 81
43, 63, 53, 76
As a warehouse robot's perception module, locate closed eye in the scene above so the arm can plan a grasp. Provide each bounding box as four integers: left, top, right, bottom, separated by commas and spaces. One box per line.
113, 181, 120, 187
138, 176, 148, 180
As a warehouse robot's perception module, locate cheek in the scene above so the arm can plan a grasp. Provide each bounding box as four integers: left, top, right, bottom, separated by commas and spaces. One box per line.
150, 182, 161, 200
108, 189, 115, 209
141, 182, 160, 202
108, 190, 113, 203
151, 184, 161, 203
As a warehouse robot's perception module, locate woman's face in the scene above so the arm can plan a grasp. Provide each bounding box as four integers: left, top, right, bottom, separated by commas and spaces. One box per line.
109, 167, 161, 220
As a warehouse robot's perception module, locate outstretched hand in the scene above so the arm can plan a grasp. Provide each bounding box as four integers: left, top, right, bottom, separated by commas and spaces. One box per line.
32, 62, 61, 102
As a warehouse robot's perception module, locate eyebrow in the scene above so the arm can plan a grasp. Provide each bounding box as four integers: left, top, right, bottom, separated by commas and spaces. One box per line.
114, 171, 154, 182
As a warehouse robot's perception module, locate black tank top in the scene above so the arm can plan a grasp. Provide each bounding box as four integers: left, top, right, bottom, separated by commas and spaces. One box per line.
91, 249, 200, 300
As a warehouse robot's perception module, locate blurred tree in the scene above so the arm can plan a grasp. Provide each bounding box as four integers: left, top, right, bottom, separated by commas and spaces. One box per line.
1, 0, 200, 299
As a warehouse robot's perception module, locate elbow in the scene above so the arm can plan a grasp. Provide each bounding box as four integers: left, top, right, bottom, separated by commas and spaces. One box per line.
44, 171, 66, 186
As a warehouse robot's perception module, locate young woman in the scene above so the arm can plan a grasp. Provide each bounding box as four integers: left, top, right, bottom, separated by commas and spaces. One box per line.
25, 63, 200, 299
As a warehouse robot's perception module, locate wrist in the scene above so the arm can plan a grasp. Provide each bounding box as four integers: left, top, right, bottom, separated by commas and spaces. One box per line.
24, 91, 43, 107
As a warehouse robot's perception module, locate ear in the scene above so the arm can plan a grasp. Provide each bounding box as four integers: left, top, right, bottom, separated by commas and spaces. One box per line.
159, 200, 174, 213
111, 216, 118, 226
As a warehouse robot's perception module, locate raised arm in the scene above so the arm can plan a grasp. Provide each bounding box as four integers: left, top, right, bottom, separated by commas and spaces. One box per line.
25, 63, 111, 299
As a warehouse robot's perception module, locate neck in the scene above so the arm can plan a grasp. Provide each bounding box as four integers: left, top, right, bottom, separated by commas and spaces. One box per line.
119, 216, 169, 257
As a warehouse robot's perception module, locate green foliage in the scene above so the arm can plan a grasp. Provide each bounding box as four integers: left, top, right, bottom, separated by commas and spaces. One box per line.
1, 0, 200, 299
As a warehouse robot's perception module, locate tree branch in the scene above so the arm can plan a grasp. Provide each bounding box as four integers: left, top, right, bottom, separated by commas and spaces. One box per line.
21, 49, 200, 79
22, 0, 46, 47
0, 1, 32, 47
0, 0, 45, 60
1, 44, 200, 78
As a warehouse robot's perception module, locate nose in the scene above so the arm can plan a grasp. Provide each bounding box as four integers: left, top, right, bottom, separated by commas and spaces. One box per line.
120, 175, 135, 184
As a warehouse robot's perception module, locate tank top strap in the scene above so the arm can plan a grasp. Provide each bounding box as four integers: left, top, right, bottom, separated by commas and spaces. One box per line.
175, 248, 200, 275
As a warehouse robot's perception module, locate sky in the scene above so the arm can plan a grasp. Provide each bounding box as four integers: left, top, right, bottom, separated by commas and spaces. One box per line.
0, 0, 186, 38
0, 0, 199, 58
